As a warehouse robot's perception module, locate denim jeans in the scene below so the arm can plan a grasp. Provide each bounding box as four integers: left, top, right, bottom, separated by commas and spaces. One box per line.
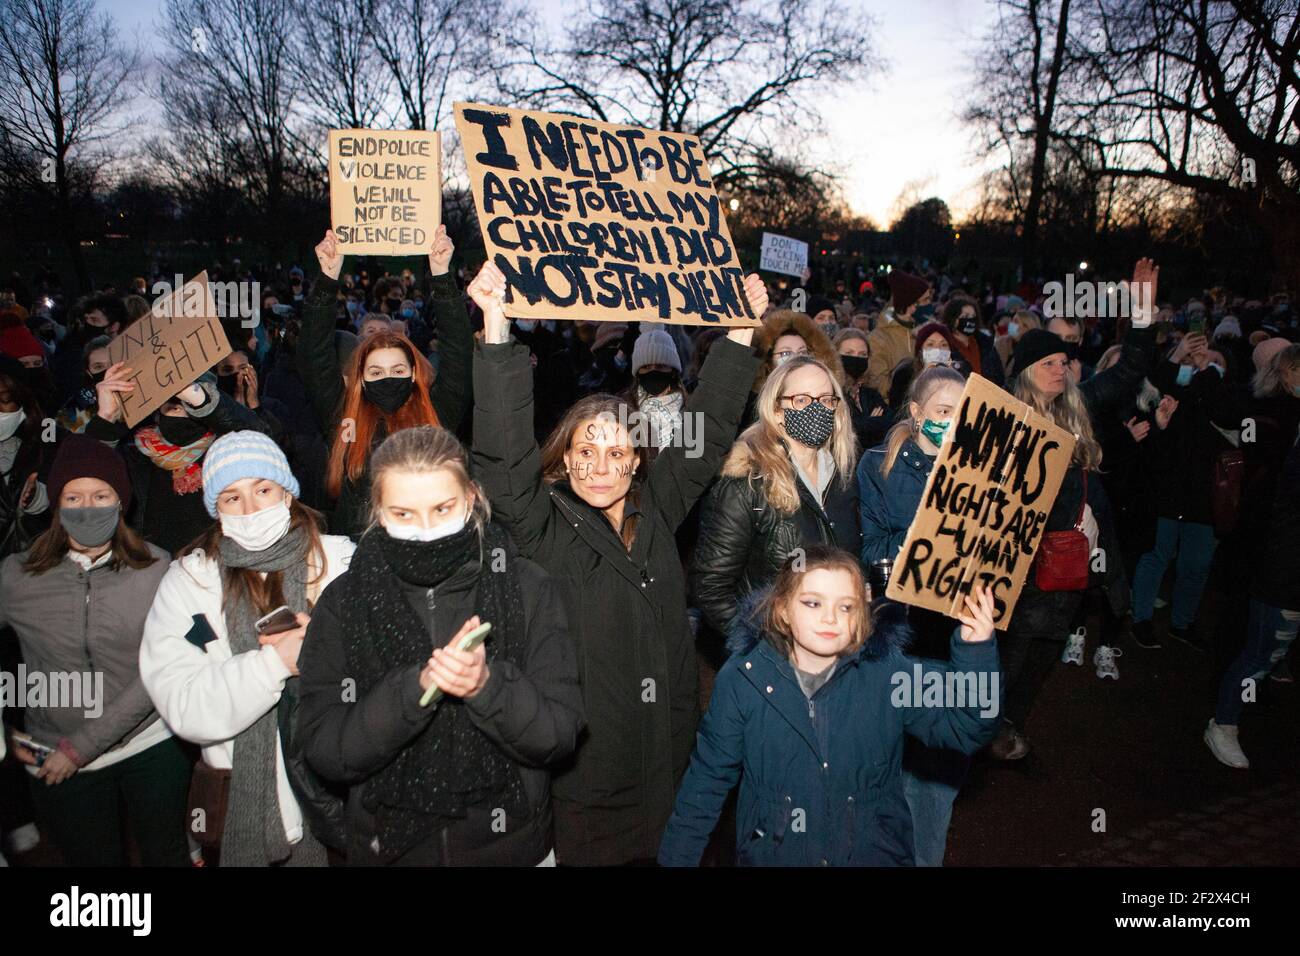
1215, 600, 1300, 725
902, 742, 971, 866
1132, 518, 1217, 627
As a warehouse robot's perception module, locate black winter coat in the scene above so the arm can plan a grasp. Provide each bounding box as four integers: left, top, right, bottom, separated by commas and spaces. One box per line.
297, 531, 584, 865
691, 442, 861, 638
1142, 363, 1234, 526
470, 334, 759, 866
298, 270, 473, 538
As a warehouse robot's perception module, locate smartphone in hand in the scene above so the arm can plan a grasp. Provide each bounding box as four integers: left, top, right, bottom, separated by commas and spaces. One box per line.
255, 605, 299, 637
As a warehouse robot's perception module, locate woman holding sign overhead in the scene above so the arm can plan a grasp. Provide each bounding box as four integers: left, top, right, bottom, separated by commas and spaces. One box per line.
302, 225, 472, 538
468, 259, 766, 866
992, 259, 1161, 760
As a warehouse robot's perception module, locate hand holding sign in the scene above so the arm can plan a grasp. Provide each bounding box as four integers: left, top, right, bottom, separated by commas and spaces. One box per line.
726, 274, 767, 346
468, 260, 510, 344
428, 224, 454, 277
94, 362, 137, 424
315, 229, 344, 281
956, 585, 997, 643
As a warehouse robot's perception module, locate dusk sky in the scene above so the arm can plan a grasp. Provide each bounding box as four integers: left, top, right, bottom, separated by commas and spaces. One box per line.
103, 0, 1000, 226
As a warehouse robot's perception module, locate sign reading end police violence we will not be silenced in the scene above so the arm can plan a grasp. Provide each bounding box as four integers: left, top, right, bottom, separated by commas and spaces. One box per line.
454, 102, 759, 327
106, 272, 233, 428
328, 129, 442, 255
885, 374, 1077, 627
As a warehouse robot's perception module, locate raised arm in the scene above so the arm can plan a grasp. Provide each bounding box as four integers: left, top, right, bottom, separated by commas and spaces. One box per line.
296, 230, 347, 438
423, 225, 473, 434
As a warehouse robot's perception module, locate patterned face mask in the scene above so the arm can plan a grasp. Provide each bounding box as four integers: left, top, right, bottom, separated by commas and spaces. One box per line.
920, 418, 951, 447
783, 401, 836, 448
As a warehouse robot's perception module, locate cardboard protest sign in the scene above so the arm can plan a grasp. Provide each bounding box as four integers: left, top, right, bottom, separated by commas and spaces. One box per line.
106, 272, 233, 428
885, 374, 1077, 627
760, 232, 808, 278
454, 102, 758, 326
329, 129, 442, 255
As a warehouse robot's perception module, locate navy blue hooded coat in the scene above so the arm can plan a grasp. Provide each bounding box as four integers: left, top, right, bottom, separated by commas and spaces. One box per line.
658, 599, 1001, 866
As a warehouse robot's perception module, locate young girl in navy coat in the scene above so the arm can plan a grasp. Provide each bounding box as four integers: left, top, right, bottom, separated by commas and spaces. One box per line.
658, 546, 1001, 866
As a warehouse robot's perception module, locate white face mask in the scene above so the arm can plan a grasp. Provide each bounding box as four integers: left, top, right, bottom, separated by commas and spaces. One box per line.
384, 506, 468, 542
0, 408, 25, 441
220, 499, 292, 552
921, 348, 951, 366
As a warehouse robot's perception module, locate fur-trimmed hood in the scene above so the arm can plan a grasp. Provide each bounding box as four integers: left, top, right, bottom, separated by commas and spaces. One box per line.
752, 309, 846, 394
724, 587, 914, 662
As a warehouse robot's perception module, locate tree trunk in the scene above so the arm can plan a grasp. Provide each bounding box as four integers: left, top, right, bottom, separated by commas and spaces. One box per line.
1021, 0, 1071, 279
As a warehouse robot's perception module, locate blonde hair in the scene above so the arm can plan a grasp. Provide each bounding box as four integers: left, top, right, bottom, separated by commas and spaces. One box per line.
731, 355, 857, 513
880, 366, 965, 478
1013, 365, 1103, 470
1252, 343, 1300, 399
367, 425, 492, 535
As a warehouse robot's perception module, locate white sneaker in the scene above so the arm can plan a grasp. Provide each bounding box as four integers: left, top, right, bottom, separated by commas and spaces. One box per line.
1062, 626, 1086, 665
3, 822, 40, 856
1093, 644, 1122, 679
1204, 719, 1249, 769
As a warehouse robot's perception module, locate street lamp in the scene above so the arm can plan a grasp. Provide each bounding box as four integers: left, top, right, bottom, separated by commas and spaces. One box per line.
728, 198, 740, 211
1079, 261, 1089, 271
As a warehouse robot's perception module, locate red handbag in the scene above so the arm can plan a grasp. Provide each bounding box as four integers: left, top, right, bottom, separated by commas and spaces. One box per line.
1035, 471, 1091, 591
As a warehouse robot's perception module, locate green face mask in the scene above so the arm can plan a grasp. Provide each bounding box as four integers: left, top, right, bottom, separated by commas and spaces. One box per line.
920, 418, 951, 446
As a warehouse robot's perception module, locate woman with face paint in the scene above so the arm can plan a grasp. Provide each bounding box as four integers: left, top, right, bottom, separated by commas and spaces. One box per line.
82, 366, 266, 556
302, 226, 472, 539
295, 426, 583, 865
140, 431, 355, 866
468, 260, 765, 866
0, 435, 188, 866
692, 354, 861, 645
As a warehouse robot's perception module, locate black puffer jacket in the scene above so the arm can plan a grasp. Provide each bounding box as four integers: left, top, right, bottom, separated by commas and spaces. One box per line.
297, 528, 583, 865
691, 440, 861, 638
470, 333, 759, 866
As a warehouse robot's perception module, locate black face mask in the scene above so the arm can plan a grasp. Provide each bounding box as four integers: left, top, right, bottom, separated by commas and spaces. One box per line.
637, 369, 677, 397
362, 375, 414, 413
84, 369, 106, 388
157, 412, 209, 447
841, 355, 869, 381
217, 372, 240, 396
958, 316, 979, 336
385, 297, 403, 314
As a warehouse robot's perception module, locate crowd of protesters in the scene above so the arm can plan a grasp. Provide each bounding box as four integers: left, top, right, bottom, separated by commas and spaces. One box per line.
0, 227, 1296, 868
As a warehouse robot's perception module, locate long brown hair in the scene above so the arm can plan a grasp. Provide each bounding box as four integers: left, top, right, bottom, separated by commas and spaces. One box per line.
181, 499, 328, 616
760, 545, 870, 660
539, 393, 642, 551
22, 509, 158, 575
326, 331, 439, 498
880, 365, 966, 478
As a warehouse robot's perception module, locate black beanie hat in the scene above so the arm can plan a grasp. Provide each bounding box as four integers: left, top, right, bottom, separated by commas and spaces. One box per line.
803, 295, 835, 320
1013, 328, 1079, 376
47, 434, 132, 510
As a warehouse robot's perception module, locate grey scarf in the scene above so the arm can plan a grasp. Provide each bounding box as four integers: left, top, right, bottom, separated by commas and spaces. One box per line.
218, 525, 327, 867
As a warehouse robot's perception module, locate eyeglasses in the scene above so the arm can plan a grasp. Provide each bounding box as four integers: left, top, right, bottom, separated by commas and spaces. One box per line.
780, 393, 841, 410
773, 348, 810, 364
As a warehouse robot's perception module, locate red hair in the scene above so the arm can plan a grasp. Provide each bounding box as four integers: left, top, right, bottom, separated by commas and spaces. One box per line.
326, 331, 439, 498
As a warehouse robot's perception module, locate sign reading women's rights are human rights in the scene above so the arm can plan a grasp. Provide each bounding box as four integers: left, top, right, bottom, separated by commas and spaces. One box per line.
454, 102, 759, 327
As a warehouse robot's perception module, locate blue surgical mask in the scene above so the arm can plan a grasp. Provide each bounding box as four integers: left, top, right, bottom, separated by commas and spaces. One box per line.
413, 299, 424, 311
515, 319, 537, 333
1175, 364, 1194, 386
614, 353, 629, 371
400, 308, 415, 320
1007, 322, 1021, 338
346, 300, 361, 316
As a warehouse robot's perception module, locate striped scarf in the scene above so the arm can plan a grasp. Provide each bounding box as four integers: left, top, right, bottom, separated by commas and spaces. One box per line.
133, 426, 214, 494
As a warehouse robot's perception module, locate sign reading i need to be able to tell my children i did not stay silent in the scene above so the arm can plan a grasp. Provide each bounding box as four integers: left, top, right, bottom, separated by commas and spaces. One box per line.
885, 373, 1078, 627
454, 102, 759, 327
106, 272, 233, 428
329, 129, 442, 255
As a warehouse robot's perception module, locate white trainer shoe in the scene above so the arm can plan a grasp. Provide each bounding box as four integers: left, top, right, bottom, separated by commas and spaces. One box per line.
1062, 626, 1086, 665
1204, 719, 1250, 769
1093, 644, 1122, 679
